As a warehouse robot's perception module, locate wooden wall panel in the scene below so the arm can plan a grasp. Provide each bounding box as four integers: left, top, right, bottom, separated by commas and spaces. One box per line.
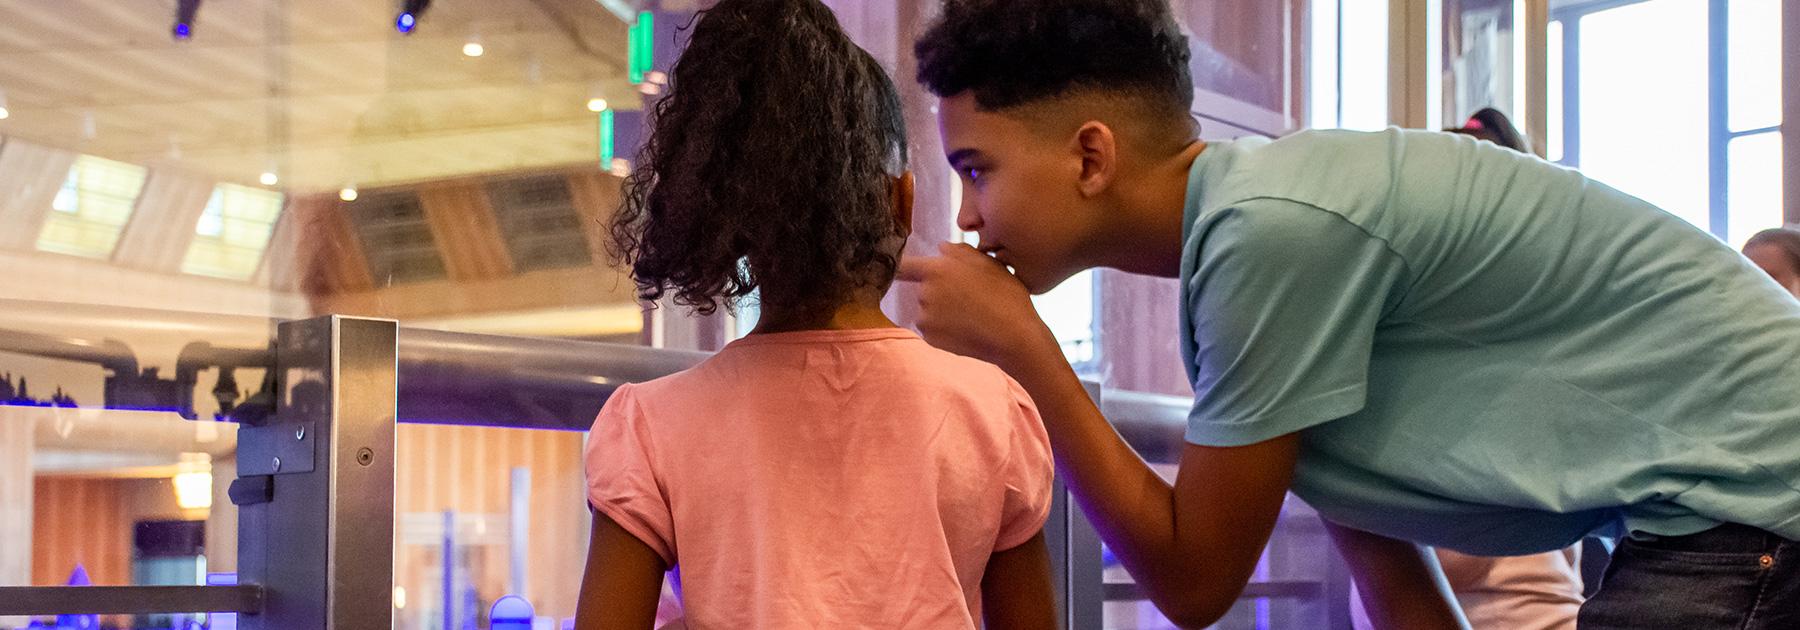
31, 477, 131, 587
566, 170, 623, 268
0, 417, 32, 590
1095, 270, 1192, 396
395, 424, 589, 621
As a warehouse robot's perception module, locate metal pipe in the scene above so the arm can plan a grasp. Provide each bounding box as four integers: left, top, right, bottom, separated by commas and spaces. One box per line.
0, 298, 1192, 441
1101, 389, 1191, 464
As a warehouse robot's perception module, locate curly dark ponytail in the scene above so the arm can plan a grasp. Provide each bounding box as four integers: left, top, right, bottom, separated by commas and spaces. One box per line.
608, 0, 910, 316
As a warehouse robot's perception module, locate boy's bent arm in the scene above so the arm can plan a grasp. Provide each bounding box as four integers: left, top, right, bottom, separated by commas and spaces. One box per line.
981, 532, 1060, 629
903, 244, 1300, 628
575, 513, 668, 630
1004, 347, 1298, 628
1325, 522, 1472, 630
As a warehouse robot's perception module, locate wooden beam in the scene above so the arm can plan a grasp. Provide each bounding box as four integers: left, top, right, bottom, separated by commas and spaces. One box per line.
417, 180, 515, 282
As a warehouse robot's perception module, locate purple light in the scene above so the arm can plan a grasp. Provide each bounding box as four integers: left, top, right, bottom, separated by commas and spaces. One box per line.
173, 22, 192, 39
396, 12, 416, 33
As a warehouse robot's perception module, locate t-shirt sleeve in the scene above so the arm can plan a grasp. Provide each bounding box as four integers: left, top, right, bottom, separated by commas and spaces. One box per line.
1184, 199, 1410, 447
584, 384, 676, 564
995, 376, 1055, 551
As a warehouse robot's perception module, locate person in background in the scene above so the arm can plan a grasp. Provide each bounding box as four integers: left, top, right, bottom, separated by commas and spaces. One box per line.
573, 1, 1057, 628
1446, 107, 1535, 155
1743, 227, 1800, 298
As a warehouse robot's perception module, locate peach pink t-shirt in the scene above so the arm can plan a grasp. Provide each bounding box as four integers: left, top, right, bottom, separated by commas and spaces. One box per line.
584, 328, 1053, 629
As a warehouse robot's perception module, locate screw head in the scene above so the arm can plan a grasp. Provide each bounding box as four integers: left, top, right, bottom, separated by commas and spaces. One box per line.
295, 427, 306, 440
357, 448, 374, 466
271, 457, 282, 472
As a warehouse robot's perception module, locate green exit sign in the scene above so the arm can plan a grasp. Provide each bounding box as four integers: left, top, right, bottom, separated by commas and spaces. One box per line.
629, 11, 654, 84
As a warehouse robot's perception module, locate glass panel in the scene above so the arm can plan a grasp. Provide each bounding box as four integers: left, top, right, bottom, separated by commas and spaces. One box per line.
1727, 131, 1784, 248
393, 424, 590, 630
1727, 0, 1781, 132
1339, 0, 1390, 131
35, 156, 149, 259
14, 408, 238, 630
1577, 0, 1710, 232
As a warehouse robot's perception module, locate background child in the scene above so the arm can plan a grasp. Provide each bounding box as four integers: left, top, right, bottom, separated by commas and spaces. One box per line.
574, 1, 1057, 628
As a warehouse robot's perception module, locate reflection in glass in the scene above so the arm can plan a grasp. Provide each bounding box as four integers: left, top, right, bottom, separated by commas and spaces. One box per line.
181, 185, 286, 281
36, 156, 148, 259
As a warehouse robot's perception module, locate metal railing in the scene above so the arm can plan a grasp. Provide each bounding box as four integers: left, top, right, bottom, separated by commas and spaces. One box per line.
0, 301, 1350, 628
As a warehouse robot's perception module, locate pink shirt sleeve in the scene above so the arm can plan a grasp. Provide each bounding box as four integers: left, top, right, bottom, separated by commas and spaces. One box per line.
585, 384, 676, 565
994, 377, 1055, 551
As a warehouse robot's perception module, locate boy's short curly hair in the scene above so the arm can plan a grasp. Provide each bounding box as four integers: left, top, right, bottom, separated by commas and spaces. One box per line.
914, 0, 1194, 122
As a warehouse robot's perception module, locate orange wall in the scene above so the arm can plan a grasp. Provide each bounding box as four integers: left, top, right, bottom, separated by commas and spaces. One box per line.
395, 423, 589, 621
31, 477, 131, 587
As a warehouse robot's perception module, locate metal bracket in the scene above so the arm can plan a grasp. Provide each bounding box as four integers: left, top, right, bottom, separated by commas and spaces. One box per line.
229, 475, 275, 507
236, 421, 316, 476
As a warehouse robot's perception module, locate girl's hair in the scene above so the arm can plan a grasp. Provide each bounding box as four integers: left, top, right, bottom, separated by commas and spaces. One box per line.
1447, 107, 1532, 154
1744, 227, 1800, 272
608, 0, 910, 316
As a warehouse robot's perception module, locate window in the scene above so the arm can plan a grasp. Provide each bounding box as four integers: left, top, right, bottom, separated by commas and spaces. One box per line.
35, 155, 148, 258
180, 184, 285, 280
1551, 0, 1783, 247
1309, 0, 1391, 130
1032, 269, 1097, 365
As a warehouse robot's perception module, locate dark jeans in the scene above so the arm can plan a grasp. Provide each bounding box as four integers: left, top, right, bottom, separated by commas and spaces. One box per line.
1579, 523, 1800, 629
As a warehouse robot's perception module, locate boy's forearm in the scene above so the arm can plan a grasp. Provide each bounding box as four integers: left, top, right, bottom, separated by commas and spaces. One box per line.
993, 339, 1244, 624
1325, 522, 1472, 630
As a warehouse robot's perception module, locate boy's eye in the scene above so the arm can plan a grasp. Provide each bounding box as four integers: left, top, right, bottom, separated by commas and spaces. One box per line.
963, 168, 982, 181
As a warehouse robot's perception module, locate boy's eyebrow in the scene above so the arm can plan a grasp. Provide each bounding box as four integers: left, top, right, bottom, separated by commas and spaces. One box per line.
945, 148, 980, 169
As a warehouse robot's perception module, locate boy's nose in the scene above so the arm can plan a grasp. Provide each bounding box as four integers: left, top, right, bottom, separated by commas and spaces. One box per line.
955, 198, 982, 232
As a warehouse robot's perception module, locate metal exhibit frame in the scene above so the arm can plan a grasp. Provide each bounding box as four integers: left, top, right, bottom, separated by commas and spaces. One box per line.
1, 310, 1351, 628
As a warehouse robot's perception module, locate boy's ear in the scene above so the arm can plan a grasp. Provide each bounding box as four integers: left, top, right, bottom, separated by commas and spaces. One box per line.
1072, 121, 1118, 198
891, 171, 916, 237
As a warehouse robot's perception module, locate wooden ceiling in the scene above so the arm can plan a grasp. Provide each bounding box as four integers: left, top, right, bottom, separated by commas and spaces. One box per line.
0, 0, 645, 192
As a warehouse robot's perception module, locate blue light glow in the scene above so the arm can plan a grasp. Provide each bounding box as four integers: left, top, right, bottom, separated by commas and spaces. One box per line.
174, 23, 192, 39
397, 12, 416, 33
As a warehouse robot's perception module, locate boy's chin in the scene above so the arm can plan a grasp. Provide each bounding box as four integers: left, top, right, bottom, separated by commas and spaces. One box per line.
1017, 267, 1075, 296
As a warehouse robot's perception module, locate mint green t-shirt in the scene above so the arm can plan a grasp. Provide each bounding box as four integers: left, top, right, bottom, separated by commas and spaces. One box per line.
1178, 129, 1800, 555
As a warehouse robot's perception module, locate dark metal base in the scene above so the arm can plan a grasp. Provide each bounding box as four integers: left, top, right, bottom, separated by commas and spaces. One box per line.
0, 585, 263, 616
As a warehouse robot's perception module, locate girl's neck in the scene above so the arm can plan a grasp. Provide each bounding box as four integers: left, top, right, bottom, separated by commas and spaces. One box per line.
749, 290, 897, 334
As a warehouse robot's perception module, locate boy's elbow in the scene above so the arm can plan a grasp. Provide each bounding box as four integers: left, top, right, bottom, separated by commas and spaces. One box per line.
1146, 577, 1239, 629
1156, 599, 1230, 630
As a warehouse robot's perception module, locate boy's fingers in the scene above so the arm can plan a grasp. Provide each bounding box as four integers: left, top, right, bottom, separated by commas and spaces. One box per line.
937, 241, 982, 259
896, 255, 934, 283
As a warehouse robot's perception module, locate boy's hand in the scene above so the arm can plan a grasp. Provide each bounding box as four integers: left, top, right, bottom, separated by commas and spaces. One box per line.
896, 242, 1060, 370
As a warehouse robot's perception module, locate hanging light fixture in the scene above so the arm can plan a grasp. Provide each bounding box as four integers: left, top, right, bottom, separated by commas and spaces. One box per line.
173, 0, 202, 40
